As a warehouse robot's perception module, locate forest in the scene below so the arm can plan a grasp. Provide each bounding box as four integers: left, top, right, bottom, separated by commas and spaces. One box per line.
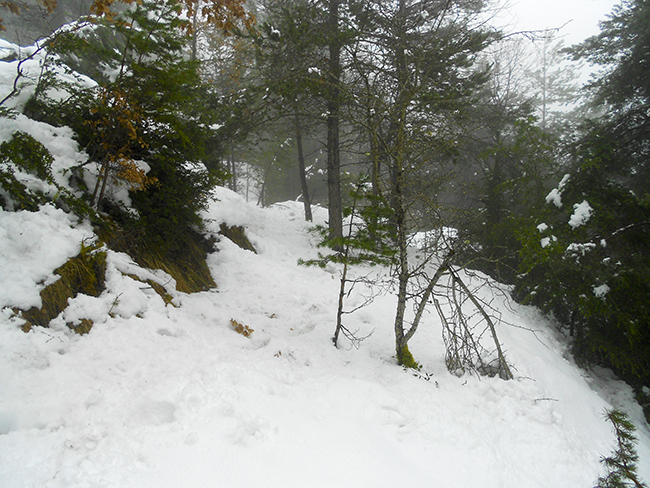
0, 0, 649, 416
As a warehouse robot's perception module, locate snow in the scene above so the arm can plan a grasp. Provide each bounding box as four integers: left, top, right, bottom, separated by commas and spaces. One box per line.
537, 224, 557, 248
593, 284, 610, 298
545, 174, 570, 208
2, 189, 649, 487
569, 200, 593, 229
0, 205, 94, 309
566, 241, 597, 258
545, 188, 562, 207
1, 40, 649, 488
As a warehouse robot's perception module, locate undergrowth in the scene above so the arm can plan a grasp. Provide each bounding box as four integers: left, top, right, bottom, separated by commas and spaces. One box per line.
1, 129, 218, 324
123, 273, 176, 307
95, 215, 217, 293
219, 223, 257, 253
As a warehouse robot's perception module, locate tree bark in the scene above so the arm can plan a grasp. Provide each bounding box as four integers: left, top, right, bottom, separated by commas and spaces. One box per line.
326, 0, 343, 248
294, 113, 313, 222
229, 145, 237, 193
391, 0, 418, 367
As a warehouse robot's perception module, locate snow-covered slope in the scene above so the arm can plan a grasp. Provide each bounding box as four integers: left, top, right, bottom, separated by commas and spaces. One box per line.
1, 184, 648, 487
1, 38, 649, 488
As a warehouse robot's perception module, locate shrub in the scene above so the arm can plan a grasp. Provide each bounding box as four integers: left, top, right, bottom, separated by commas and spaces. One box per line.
0, 131, 54, 211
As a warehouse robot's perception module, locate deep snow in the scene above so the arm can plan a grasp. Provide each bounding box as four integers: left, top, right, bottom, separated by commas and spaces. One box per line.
1, 36, 649, 488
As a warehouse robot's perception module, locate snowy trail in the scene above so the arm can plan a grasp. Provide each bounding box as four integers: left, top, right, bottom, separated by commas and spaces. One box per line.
0, 31, 648, 487
2, 187, 648, 487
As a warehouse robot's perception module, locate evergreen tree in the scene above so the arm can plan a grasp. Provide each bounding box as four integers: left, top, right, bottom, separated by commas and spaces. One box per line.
17, 0, 255, 291
595, 409, 647, 488
348, 0, 496, 366
456, 40, 556, 283
252, 0, 358, 234
252, 0, 327, 218
47, 0, 221, 250
300, 176, 397, 347
516, 0, 650, 383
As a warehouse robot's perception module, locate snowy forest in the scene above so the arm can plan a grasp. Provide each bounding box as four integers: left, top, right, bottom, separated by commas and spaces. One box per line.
0, 0, 649, 486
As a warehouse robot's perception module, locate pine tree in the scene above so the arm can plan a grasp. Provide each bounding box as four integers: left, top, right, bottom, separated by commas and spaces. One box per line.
516, 0, 650, 383
348, 0, 496, 366
595, 409, 647, 488
253, 0, 356, 232
300, 176, 397, 347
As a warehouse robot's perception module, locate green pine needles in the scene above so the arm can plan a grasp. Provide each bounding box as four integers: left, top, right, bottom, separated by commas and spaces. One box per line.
595, 409, 647, 488
300, 177, 397, 269
300, 177, 396, 347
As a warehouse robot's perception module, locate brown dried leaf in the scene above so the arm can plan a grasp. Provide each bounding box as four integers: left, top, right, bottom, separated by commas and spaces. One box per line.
230, 318, 254, 337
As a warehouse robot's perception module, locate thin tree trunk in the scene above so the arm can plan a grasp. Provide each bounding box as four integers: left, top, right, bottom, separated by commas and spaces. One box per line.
393, 177, 411, 365
334, 258, 349, 347
230, 145, 237, 193
392, 120, 410, 364
92, 160, 111, 209
294, 113, 312, 222
257, 159, 274, 207
91, 163, 105, 207
326, 0, 342, 248
392, 0, 417, 366
191, 0, 200, 61
96, 162, 110, 209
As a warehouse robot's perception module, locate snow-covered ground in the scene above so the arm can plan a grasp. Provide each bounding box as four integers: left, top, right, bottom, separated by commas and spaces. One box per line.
1, 37, 649, 488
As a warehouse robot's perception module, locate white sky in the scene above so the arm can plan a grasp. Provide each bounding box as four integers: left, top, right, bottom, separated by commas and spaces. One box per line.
497, 0, 619, 45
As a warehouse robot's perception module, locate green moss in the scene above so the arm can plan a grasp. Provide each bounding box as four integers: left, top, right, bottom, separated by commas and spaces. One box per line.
21, 242, 107, 328
397, 344, 421, 370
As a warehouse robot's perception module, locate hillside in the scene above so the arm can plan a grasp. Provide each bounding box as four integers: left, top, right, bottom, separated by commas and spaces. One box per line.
1, 37, 650, 488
